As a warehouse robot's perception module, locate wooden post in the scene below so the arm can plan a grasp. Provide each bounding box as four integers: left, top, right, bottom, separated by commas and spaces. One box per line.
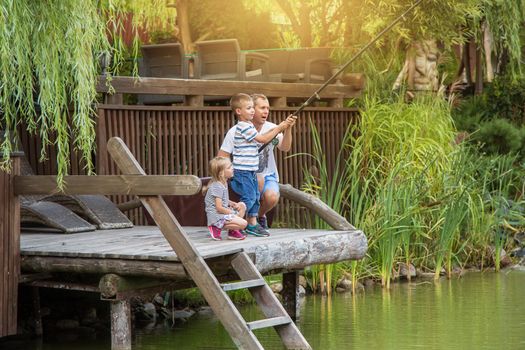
282, 271, 300, 321
105, 93, 124, 105
0, 155, 21, 337
32, 287, 43, 336
110, 300, 132, 350
327, 98, 343, 108
96, 108, 108, 175
269, 97, 287, 107
183, 95, 204, 106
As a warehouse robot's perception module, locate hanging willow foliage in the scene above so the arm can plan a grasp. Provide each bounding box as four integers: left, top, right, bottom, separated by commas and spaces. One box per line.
0, 0, 174, 182
0, 0, 112, 182
480, 0, 525, 78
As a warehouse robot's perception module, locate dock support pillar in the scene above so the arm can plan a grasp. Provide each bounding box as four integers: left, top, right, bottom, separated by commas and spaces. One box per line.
282, 270, 300, 321
32, 287, 43, 336
0, 155, 21, 337
110, 300, 132, 350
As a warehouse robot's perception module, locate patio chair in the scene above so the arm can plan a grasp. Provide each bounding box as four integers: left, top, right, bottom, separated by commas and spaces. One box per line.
264, 47, 334, 83
138, 43, 188, 105
193, 39, 270, 81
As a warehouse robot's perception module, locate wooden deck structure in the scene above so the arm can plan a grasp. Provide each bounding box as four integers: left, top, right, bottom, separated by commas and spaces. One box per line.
2, 75, 367, 348
21, 226, 366, 278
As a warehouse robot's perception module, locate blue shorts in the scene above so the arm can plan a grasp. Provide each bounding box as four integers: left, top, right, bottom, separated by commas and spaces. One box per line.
231, 170, 260, 218
261, 173, 280, 196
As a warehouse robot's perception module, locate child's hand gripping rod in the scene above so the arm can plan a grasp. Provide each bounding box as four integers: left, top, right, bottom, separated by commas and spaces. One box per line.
258, 0, 423, 153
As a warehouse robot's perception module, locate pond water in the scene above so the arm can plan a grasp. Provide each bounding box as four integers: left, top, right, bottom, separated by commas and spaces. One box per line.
7, 270, 525, 350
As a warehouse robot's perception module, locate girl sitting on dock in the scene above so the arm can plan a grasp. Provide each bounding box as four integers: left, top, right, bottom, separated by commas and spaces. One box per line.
204, 156, 247, 241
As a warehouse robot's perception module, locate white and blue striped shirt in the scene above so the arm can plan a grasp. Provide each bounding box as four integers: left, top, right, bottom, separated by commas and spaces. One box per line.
232, 121, 259, 171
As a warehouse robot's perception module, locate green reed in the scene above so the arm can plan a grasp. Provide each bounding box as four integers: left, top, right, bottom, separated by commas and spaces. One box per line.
299, 57, 525, 290
300, 118, 355, 293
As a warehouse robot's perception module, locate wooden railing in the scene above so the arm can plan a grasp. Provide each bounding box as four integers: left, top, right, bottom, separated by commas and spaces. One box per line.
97, 75, 365, 107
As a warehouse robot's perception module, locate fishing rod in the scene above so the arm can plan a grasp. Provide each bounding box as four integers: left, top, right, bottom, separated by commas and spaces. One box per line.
259, 0, 424, 152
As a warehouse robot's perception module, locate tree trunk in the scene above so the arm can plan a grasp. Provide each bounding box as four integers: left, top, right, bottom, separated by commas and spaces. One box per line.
463, 41, 472, 85
176, 0, 193, 54
483, 21, 494, 82
475, 43, 483, 94
277, 0, 312, 47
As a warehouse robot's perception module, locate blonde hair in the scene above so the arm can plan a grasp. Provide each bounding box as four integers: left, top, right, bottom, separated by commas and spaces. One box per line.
251, 93, 268, 106
230, 93, 252, 115
202, 156, 231, 194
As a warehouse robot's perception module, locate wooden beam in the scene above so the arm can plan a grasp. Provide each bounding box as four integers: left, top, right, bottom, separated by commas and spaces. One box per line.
96, 76, 364, 99
99, 274, 178, 299
279, 184, 355, 230
14, 175, 201, 196
21, 256, 189, 279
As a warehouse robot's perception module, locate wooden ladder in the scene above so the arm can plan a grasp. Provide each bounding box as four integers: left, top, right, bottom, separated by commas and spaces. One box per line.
107, 137, 311, 350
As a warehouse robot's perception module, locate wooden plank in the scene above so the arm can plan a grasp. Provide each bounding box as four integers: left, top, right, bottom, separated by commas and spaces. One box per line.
231, 252, 311, 349
107, 137, 264, 349
20, 226, 367, 267
14, 175, 202, 195
221, 279, 265, 292
98, 105, 359, 112
97, 76, 364, 99
247, 316, 291, 331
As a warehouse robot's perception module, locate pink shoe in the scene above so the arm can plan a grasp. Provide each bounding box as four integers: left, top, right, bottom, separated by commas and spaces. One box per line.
208, 226, 222, 241
227, 230, 246, 241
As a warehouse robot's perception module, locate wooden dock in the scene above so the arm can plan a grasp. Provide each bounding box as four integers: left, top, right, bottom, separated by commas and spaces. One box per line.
21, 226, 367, 277
20, 225, 366, 349
8, 137, 368, 350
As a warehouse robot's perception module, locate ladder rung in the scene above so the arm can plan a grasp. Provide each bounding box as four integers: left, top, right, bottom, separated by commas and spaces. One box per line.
247, 316, 291, 331
221, 279, 266, 291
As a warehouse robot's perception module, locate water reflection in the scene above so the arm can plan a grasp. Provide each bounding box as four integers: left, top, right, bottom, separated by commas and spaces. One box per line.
4, 271, 525, 349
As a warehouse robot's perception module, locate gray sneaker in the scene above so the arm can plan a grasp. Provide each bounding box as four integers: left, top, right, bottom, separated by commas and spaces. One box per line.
246, 223, 270, 237
258, 216, 268, 229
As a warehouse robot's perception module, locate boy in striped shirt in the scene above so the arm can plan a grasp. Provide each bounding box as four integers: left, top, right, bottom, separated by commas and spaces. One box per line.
229, 93, 295, 236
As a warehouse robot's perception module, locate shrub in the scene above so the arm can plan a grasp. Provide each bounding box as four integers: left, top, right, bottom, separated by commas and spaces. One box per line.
476, 119, 523, 155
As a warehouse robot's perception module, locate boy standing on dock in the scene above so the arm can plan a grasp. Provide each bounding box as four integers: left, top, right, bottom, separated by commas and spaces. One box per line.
219, 94, 296, 229
228, 93, 295, 237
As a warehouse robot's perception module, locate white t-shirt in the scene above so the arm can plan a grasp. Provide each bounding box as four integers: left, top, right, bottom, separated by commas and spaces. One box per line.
221, 121, 283, 181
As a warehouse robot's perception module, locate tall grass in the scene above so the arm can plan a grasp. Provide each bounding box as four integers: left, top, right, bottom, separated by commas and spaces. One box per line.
300, 119, 355, 294
300, 90, 525, 292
